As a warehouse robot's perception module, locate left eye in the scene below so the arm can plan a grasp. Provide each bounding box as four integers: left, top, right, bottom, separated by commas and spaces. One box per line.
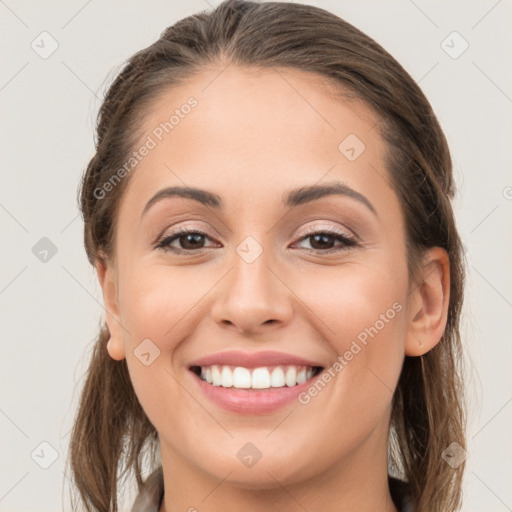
293, 229, 357, 252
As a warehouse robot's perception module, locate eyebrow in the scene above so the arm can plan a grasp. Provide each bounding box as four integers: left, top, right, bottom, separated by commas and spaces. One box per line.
141, 181, 377, 219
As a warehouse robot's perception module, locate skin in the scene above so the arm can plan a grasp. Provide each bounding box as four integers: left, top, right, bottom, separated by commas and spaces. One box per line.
96, 65, 450, 512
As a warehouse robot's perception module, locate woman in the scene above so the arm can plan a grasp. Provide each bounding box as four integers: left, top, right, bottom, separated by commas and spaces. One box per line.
67, 1, 467, 511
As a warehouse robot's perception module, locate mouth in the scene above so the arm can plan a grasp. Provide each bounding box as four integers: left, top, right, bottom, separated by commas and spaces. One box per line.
189, 364, 324, 390
186, 350, 327, 414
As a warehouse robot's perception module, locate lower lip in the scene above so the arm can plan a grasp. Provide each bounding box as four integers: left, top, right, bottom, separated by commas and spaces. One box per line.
190, 370, 320, 414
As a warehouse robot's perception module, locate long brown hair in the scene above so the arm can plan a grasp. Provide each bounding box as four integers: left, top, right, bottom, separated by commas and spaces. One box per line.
67, 1, 467, 510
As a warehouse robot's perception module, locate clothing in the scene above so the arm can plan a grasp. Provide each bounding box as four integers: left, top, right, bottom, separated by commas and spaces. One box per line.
131, 466, 413, 512
389, 475, 414, 512
131, 466, 164, 512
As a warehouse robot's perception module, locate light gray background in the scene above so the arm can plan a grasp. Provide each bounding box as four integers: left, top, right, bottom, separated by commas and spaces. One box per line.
1, 1, 511, 511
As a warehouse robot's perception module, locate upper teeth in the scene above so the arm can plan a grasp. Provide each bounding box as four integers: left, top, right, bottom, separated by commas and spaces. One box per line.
200, 365, 316, 389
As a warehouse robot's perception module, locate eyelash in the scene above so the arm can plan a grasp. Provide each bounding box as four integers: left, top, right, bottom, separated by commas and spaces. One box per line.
155, 226, 359, 255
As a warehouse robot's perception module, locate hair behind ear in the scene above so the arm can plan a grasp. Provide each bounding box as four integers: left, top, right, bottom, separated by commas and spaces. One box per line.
390, 340, 466, 511
66, 324, 158, 512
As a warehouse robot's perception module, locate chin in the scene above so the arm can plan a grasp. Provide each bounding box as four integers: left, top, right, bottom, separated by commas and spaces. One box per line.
197, 449, 317, 490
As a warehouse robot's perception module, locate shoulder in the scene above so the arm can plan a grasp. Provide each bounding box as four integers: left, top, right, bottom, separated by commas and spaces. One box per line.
388, 475, 414, 512
131, 466, 164, 512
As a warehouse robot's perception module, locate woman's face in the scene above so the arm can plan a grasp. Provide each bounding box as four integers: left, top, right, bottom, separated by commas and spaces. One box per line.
99, 65, 433, 488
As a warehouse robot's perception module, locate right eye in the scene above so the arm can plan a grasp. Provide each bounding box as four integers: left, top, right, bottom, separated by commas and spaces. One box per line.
155, 229, 220, 254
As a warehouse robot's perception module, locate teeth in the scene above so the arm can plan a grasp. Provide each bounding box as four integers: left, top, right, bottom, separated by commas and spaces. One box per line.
296, 367, 307, 384
252, 367, 271, 389
211, 365, 222, 386
233, 367, 251, 388
198, 365, 317, 389
270, 366, 285, 387
221, 366, 233, 387
285, 366, 297, 386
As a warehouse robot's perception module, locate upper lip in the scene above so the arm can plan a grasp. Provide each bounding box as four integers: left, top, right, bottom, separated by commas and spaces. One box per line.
188, 350, 324, 369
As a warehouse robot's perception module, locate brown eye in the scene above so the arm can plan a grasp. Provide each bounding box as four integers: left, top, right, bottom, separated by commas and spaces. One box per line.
156, 229, 218, 253
294, 229, 357, 252
177, 232, 206, 250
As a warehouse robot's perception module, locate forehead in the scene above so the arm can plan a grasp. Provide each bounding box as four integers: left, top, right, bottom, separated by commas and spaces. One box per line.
117, 64, 395, 222
141, 64, 381, 157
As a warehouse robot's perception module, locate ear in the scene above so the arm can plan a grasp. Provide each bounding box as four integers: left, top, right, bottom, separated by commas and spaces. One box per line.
96, 257, 126, 361
404, 247, 450, 356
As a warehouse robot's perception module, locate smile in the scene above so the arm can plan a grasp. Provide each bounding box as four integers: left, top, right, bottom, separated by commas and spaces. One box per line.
191, 364, 323, 390
187, 350, 326, 414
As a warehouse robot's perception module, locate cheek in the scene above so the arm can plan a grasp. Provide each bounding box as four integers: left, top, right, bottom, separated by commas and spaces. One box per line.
292, 261, 407, 410
116, 268, 196, 412
118, 265, 202, 346
297, 260, 407, 346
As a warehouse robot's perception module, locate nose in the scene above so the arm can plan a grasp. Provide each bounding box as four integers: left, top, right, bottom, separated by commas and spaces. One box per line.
210, 246, 293, 336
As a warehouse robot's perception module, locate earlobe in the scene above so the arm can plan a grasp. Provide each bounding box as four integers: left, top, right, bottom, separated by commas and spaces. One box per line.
404, 247, 450, 357
95, 257, 126, 361
106, 335, 126, 361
